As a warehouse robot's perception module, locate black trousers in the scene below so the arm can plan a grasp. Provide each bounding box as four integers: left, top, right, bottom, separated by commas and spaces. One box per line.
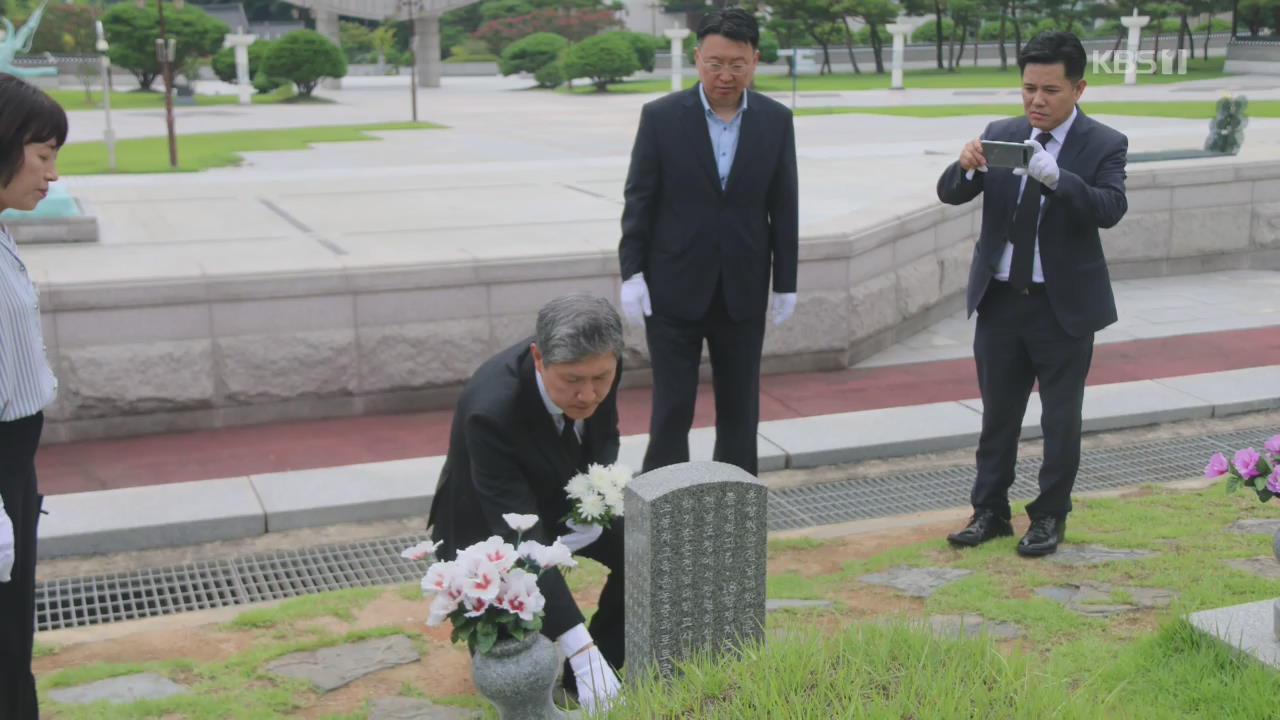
642, 285, 767, 476
0, 412, 43, 720
971, 282, 1094, 521
552, 518, 624, 694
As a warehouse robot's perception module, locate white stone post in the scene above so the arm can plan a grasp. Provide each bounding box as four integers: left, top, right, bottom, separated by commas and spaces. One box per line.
1120, 9, 1150, 86
664, 27, 689, 93
886, 23, 911, 90
223, 33, 256, 105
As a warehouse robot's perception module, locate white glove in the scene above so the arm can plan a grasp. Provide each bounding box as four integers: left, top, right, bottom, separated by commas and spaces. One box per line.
0, 495, 14, 583
770, 291, 796, 326
559, 624, 621, 715
619, 273, 652, 326
1013, 138, 1059, 189
559, 519, 603, 552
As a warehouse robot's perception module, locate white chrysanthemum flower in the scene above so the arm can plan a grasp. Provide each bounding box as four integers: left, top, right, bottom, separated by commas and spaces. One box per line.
578, 493, 607, 521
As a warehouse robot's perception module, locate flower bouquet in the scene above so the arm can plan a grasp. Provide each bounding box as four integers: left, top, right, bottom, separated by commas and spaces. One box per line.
564, 462, 631, 529
1204, 433, 1280, 503
405, 513, 577, 653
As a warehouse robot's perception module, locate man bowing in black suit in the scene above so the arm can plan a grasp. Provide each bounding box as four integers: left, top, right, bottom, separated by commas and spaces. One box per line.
937, 31, 1128, 557
618, 7, 799, 477
427, 294, 625, 713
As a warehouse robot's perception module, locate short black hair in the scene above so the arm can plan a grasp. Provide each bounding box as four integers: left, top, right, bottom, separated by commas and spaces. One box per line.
1018, 31, 1087, 83
697, 8, 759, 48
0, 74, 68, 186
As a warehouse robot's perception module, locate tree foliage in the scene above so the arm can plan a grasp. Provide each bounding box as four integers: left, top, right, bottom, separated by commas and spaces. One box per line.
101, 2, 229, 91
498, 30, 567, 76
561, 31, 638, 90
261, 28, 346, 98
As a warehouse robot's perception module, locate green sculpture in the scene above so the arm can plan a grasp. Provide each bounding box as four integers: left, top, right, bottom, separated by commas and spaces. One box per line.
0, 1, 57, 78
1205, 94, 1248, 155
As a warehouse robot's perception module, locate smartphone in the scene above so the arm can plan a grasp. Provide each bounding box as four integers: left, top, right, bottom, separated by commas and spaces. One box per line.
980, 140, 1032, 169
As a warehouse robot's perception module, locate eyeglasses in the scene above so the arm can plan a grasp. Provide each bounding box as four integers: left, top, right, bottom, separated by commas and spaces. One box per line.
703, 62, 750, 76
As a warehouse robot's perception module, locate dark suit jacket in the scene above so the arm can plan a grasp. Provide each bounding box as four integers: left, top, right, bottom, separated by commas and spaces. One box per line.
427, 339, 621, 626
936, 109, 1128, 337
619, 84, 799, 322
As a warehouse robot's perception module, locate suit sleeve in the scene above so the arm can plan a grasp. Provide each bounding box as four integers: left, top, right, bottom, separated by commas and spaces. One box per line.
768, 109, 799, 294
937, 122, 990, 205
1046, 132, 1128, 230
598, 359, 623, 465
463, 411, 584, 637
619, 104, 660, 281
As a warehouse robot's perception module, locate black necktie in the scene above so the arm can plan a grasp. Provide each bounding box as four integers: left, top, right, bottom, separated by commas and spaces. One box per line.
1008, 131, 1055, 293
560, 415, 579, 452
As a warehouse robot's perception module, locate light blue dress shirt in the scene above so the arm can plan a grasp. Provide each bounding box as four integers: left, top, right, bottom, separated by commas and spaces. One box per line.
535, 368, 581, 441
0, 226, 57, 422
698, 84, 747, 190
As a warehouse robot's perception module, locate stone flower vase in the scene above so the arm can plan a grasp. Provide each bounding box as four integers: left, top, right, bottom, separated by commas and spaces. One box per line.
471, 632, 565, 720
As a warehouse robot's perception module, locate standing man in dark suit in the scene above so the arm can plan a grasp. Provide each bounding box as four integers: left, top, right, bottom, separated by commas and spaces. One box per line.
937, 31, 1128, 557
618, 7, 799, 477
427, 294, 625, 713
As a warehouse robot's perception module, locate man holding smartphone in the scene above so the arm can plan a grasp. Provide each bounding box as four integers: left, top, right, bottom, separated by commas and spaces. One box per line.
936, 31, 1129, 557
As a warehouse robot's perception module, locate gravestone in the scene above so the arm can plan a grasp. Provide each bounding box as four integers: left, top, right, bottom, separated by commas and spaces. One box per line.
625, 461, 768, 679
1188, 525, 1280, 669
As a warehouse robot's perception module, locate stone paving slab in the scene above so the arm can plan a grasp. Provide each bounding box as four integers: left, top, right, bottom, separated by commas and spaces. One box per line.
263, 635, 420, 691
1078, 380, 1214, 433
1229, 519, 1280, 536
759, 402, 983, 469
38, 477, 264, 559
924, 614, 1023, 640
1035, 581, 1178, 617
1157, 366, 1280, 417
1188, 598, 1280, 669
858, 565, 973, 598
1225, 557, 1280, 579
48, 672, 188, 705
1045, 544, 1159, 566
367, 697, 483, 720
617, 428, 788, 475
251, 456, 444, 532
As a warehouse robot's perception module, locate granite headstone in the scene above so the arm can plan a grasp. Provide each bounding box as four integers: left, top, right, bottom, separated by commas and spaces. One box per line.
624, 461, 767, 679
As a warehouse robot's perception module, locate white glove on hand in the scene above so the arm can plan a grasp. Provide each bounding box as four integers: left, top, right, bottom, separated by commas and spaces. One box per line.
619, 273, 652, 327
770, 292, 797, 326
559, 624, 621, 715
0, 495, 14, 583
1013, 138, 1059, 189
559, 519, 603, 552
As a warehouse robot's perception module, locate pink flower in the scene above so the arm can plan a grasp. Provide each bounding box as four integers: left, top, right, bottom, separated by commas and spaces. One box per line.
401, 540, 441, 561
1266, 434, 1280, 456
1205, 452, 1230, 478
426, 593, 456, 626
463, 537, 518, 573
497, 568, 545, 622
463, 561, 503, 601
1269, 468, 1280, 495
1234, 448, 1263, 479
463, 595, 490, 618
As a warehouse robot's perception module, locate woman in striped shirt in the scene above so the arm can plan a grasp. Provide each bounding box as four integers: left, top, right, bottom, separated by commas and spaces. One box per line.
0, 73, 65, 720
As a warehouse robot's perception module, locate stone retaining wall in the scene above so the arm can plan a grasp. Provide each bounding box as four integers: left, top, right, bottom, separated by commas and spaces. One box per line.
36, 158, 1280, 443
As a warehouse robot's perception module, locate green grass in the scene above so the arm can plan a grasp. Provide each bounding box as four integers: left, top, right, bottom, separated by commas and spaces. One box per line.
46, 86, 299, 111
224, 586, 383, 630
57, 121, 444, 175
563, 57, 1225, 94
795, 99, 1278, 119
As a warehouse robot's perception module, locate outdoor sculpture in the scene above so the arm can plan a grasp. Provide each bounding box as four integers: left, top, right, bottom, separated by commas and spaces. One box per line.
1205, 94, 1248, 155
0, 1, 56, 78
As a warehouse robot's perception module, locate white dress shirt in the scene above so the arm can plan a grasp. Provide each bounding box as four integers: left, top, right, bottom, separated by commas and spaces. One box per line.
535, 369, 581, 441
994, 107, 1078, 284
0, 225, 57, 421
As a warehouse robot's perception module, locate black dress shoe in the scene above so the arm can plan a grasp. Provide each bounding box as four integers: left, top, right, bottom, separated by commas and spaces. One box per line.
947, 510, 1014, 547
1017, 516, 1066, 557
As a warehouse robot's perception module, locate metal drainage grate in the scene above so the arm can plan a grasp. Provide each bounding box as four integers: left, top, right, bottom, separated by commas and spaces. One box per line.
767, 429, 1263, 531
36, 535, 430, 632
35, 428, 1273, 631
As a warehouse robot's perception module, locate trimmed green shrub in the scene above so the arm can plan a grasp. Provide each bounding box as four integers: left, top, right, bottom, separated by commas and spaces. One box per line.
533, 60, 564, 88
499, 31, 569, 76
562, 33, 640, 90
262, 29, 348, 98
